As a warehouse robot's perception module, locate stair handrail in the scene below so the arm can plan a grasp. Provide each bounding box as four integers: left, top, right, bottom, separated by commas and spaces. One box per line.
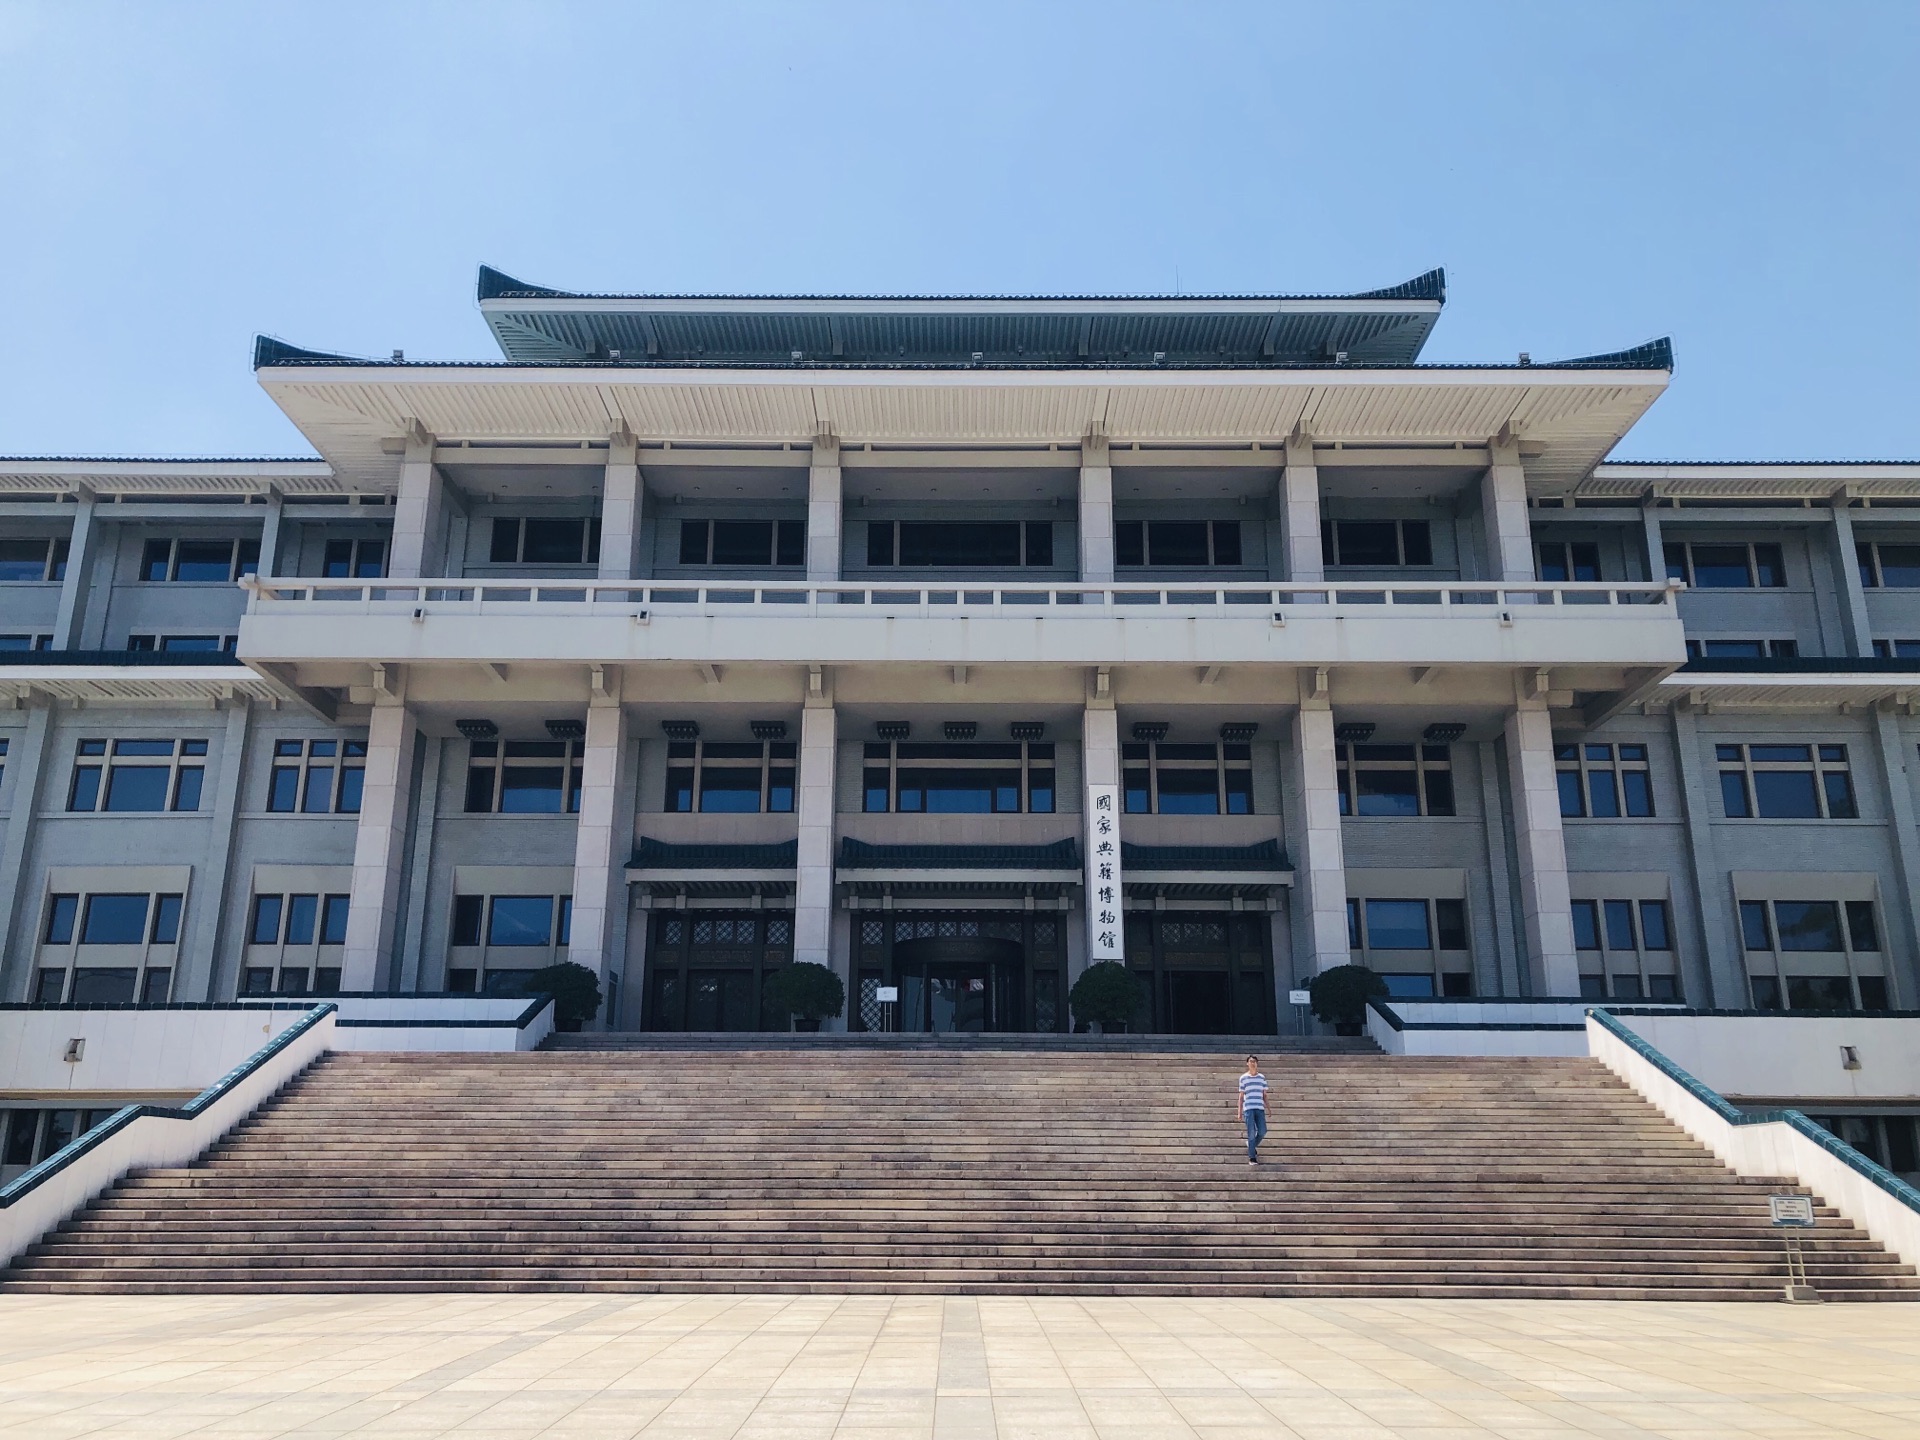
0, 1004, 336, 1263
1586, 1007, 1920, 1267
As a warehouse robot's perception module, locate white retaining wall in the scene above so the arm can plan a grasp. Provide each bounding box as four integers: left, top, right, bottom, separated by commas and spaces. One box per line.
1612, 1012, 1920, 1101
0, 1009, 336, 1264
1587, 1014, 1920, 1269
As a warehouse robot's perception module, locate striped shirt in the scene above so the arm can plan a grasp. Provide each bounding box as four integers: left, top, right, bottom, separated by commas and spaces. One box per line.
1238, 1073, 1268, 1111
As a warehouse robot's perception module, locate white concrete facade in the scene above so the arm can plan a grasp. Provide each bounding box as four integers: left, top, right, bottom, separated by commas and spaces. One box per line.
2, 270, 1919, 1066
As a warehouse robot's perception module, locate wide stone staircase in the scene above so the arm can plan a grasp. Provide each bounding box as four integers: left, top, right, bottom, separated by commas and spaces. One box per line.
6, 1046, 1917, 1298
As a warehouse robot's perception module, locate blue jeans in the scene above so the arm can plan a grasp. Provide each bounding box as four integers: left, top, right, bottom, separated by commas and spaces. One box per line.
1244, 1107, 1267, 1161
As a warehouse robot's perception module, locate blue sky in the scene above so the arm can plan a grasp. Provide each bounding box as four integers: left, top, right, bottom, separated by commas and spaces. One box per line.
1, 1, 1914, 461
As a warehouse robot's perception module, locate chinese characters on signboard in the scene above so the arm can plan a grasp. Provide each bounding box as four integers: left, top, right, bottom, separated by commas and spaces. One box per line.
1085, 783, 1125, 960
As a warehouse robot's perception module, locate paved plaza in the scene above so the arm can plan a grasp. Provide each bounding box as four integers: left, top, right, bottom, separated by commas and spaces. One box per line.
1, 1295, 1918, 1439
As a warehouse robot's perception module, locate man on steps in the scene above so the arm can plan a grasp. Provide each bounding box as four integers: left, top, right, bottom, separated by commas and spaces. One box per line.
1237, 1055, 1268, 1166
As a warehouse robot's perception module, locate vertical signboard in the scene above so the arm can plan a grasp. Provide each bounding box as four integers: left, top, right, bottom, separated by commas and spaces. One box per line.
1086, 784, 1125, 960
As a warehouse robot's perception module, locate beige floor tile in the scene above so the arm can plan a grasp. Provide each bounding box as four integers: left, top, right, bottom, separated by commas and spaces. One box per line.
0, 1297, 1915, 1439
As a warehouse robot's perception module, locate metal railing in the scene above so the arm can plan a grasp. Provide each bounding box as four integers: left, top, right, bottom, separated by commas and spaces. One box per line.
244, 576, 1681, 617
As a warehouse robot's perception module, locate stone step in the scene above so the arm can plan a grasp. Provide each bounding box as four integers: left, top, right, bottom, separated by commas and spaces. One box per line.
9, 1048, 1916, 1300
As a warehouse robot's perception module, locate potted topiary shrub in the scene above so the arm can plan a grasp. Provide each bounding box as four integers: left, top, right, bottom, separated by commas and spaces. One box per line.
763, 961, 845, 1032
1308, 964, 1388, 1036
522, 961, 603, 1033
1070, 961, 1146, 1035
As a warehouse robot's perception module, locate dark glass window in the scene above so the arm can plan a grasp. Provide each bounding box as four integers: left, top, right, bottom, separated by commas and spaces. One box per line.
1740, 900, 1772, 950
80, 894, 148, 945
1773, 901, 1843, 951
285, 895, 318, 947
321, 895, 350, 945
251, 895, 283, 945
1845, 901, 1879, 952
712, 521, 775, 565
1537, 541, 1601, 582
487, 896, 554, 947
150, 894, 182, 945
1330, 521, 1399, 566
44, 894, 78, 945
866, 522, 1052, 568
1640, 901, 1672, 950
1363, 900, 1431, 949
1434, 900, 1468, 950
450, 895, 484, 947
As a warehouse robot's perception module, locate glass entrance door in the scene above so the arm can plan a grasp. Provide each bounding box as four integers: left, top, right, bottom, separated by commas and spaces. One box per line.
1163, 969, 1232, 1034
892, 936, 1023, 1032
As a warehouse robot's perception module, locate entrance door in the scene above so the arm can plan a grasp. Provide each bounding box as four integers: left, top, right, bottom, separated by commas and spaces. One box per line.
687, 969, 758, 1030
894, 936, 1022, 1033
1164, 970, 1232, 1034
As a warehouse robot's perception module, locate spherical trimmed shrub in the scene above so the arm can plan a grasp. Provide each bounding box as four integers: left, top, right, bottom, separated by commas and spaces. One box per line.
1070, 961, 1147, 1033
763, 961, 846, 1029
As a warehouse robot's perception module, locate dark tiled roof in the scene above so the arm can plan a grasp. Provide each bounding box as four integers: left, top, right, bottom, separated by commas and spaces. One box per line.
476, 264, 1447, 305
1121, 839, 1291, 871
0, 650, 247, 668
1680, 657, 1920, 674
838, 838, 1079, 870
629, 837, 798, 870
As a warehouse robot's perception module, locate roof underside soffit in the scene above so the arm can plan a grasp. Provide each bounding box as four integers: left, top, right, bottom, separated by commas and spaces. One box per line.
256, 369, 1669, 491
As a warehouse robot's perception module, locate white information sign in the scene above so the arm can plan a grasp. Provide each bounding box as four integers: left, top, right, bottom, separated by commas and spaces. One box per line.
1769, 1194, 1816, 1227
1287, 989, 1312, 1006
875, 986, 899, 1004
1085, 783, 1125, 960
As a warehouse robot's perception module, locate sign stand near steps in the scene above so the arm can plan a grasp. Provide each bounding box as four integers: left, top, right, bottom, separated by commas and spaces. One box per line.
1771, 1194, 1822, 1303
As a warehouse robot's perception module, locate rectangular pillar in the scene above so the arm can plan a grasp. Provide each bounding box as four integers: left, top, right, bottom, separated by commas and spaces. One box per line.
1291, 687, 1350, 971
566, 689, 630, 985
1669, 704, 1741, 1005
1871, 705, 1920, 1008
52, 493, 99, 650
1830, 502, 1874, 658
1078, 434, 1114, 583
342, 695, 418, 989
1503, 695, 1579, 995
183, 701, 252, 1001
807, 435, 842, 583
1081, 699, 1124, 961
794, 684, 837, 977
397, 737, 443, 992
388, 433, 445, 580
257, 488, 286, 579
1482, 439, 1535, 583
1639, 496, 1666, 584
599, 432, 644, 580
1282, 438, 1323, 584
0, 702, 54, 999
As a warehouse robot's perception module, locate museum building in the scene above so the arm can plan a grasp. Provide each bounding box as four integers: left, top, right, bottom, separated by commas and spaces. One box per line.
4, 264, 1920, 1050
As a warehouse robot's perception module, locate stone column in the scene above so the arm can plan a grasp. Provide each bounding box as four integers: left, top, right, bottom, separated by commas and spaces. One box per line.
1669, 703, 1741, 1005
183, 700, 253, 1001
387, 431, 446, 580
1481, 439, 1534, 583
52, 492, 100, 650
257, 488, 286, 579
599, 431, 644, 580
566, 681, 631, 992
1502, 687, 1580, 995
1281, 437, 1323, 585
397, 736, 444, 992
1291, 677, 1350, 971
341, 686, 419, 990
807, 435, 842, 583
1081, 690, 1124, 962
1829, 501, 1874, 658
0, 701, 55, 999
1639, 497, 1667, 584
1078, 433, 1115, 583
1870, 705, 1920, 1008
794, 676, 837, 979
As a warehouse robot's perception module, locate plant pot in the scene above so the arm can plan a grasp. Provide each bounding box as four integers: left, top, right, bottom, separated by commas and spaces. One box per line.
793, 1018, 822, 1033
1334, 1020, 1362, 1037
